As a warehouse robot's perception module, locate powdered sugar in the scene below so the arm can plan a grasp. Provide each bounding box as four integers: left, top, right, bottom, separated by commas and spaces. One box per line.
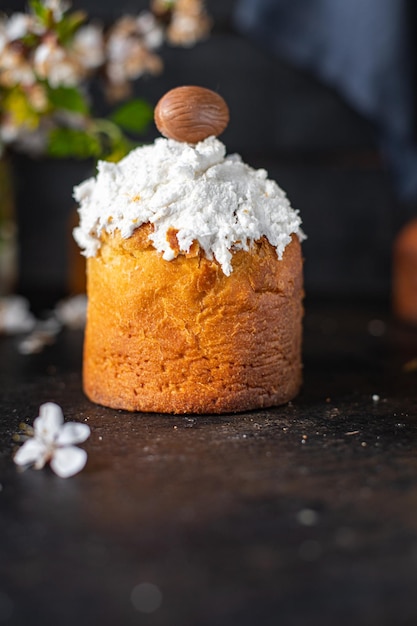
73, 136, 303, 275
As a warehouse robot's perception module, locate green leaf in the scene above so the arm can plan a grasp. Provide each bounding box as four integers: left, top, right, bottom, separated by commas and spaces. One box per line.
103, 136, 133, 162
56, 11, 87, 44
109, 99, 153, 135
47, 86, 89, 115
21, 32, 40, 48
29, 0, 49, 24
47, 128, 101, 159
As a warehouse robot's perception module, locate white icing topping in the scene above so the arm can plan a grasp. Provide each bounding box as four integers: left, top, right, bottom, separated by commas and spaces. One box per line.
73, 136, 303, 275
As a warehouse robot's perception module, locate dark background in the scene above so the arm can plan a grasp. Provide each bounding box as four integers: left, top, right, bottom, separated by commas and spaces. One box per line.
4, 0, 403, 302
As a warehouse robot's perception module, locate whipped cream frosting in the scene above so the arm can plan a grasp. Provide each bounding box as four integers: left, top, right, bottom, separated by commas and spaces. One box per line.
73, 136, 303, 275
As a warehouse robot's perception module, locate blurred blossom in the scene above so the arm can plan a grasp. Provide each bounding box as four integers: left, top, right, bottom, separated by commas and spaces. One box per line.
73, 25, 105, 69
55, 294, 87, 329
0, 295, 35, 334
44, 0, 72, 22
5, 14, 32, 41
0, 118, 19, 143
106, 33, 162, 82
167, 0, 211, 46
0, 118, 47, 155
0, 28, 7, 55
105, 13, 163, 100
33, 35, 82, 88
0, 0, 211, 159
26, 84, 49, 113
11, 126, 48, 155
0, 46, 36, 87
136, 12, 165, 49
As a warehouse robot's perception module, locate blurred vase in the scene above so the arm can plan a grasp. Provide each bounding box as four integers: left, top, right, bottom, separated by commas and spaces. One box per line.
392, 218, 417, 325
0, 156, 17, 296
68, 206, 87, 295
11, 152, 93, 312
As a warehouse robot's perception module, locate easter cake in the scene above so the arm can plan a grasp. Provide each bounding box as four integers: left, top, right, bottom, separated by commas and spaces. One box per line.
73, 86, 304, 414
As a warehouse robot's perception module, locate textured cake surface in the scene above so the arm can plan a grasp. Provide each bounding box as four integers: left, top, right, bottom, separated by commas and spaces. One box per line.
83, 226, 303, 414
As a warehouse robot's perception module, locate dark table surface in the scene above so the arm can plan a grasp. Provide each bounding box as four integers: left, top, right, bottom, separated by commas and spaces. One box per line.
1, 298, 417, 626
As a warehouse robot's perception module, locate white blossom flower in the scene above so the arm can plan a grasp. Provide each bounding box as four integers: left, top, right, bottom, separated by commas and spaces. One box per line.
167, 13, 210, 46
33, 36, 82, 88
105, 13, 163, 88
106, 35, 162, 86
0, 296, 36, 334
0, 117, 21, 143
26, 83, 49, 112
72, 24, 105, 70
55, 294, 87, 329
0, 25, 8, 55
17, 317, 61, 354
166, 0, 211, 46
7, 124, 48, 156
14, 403, 90, 478
136, 12, 164, 50
5, 13, 32, 41
0, 46, 36, 87
0, 116, 47, 155
43, 0, 71, 23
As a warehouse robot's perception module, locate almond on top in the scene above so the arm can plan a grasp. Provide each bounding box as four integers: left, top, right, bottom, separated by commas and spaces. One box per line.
154, 85, 229, 143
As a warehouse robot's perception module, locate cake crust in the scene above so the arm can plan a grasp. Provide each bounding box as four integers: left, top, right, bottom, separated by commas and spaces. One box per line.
83, 226, 303, 414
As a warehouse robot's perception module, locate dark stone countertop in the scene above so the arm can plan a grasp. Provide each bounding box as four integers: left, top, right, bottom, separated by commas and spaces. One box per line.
1, 299, 417, 626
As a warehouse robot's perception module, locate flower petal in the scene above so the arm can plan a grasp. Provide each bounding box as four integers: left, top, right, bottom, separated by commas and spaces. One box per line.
14, 438, 47, 467
50, 446, 87, 478
34, 402, 64, 443
56, 422, 90, 446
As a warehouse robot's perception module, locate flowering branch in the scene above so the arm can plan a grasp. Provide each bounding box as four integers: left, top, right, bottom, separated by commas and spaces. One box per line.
0, 0, 211, 160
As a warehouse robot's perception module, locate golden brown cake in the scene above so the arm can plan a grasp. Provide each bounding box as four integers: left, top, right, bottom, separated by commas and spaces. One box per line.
73, 86, 305, 414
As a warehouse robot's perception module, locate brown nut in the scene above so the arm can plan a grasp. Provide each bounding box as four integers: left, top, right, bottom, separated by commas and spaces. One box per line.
154, 85, 229, 144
